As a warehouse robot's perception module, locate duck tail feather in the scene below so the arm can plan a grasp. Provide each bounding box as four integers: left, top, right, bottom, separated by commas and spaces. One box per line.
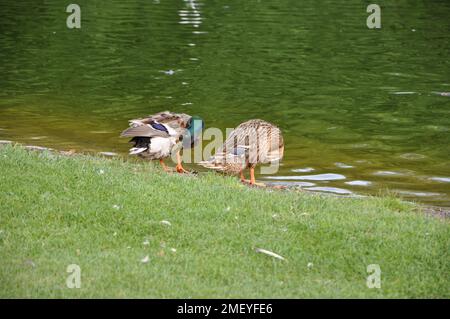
129, 147, 147, 155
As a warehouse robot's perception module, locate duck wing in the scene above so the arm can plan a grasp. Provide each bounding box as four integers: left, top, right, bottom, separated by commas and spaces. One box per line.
120, 123, 170, 138
148, 111, 191, 126
204, 119, 284, 165
123, 111, 192, 137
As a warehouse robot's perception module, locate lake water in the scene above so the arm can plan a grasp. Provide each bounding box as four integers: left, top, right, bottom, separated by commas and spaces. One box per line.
0, 0, 449, 206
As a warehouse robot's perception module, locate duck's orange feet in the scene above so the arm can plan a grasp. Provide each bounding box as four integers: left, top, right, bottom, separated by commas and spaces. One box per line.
250, 167, 257, 185
160, 159, 171, 172
243, 167, 266, 187
176, 150, 191, 173
176, 164, 189, 174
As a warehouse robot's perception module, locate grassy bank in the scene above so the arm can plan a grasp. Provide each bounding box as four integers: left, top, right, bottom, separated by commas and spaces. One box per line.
0, 145, 448, 298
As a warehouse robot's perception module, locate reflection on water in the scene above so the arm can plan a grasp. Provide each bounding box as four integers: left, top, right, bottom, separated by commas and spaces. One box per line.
0, 0, 449, 206
266, 173, 346, 181
292, 167, 315, 173
430, 177, 450, 183
334, 162, 354, 169
345, 180, 372, 187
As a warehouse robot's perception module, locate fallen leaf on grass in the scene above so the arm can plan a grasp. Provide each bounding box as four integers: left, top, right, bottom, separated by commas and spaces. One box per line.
160, 220, 171, 226
141, 256, 150, 263
300, 213, 310, 217
255, 248, 286, 261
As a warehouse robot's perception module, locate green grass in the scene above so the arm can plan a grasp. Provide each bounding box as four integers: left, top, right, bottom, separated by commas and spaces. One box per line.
0, 145, 448, 298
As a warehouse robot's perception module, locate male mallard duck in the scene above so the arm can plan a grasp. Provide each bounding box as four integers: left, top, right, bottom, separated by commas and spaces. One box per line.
199, 119, 284, 185
121, 111, 204, 173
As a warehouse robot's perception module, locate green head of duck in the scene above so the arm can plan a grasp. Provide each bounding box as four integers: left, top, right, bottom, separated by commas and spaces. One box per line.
182, 115, 205, 149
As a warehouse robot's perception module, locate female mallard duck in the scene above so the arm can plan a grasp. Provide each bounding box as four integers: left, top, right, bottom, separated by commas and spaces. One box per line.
121, 111, 204, 173
199, 119, 284, 185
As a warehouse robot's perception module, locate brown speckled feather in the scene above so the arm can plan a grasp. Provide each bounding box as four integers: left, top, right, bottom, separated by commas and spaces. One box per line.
125, 111, 191, 134
200, 119, 284, 174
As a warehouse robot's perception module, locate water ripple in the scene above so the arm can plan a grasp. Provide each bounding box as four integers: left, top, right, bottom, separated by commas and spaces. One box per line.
266, 173, 346, 181
345, 180, 372, 186
430, 177, 450, 183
